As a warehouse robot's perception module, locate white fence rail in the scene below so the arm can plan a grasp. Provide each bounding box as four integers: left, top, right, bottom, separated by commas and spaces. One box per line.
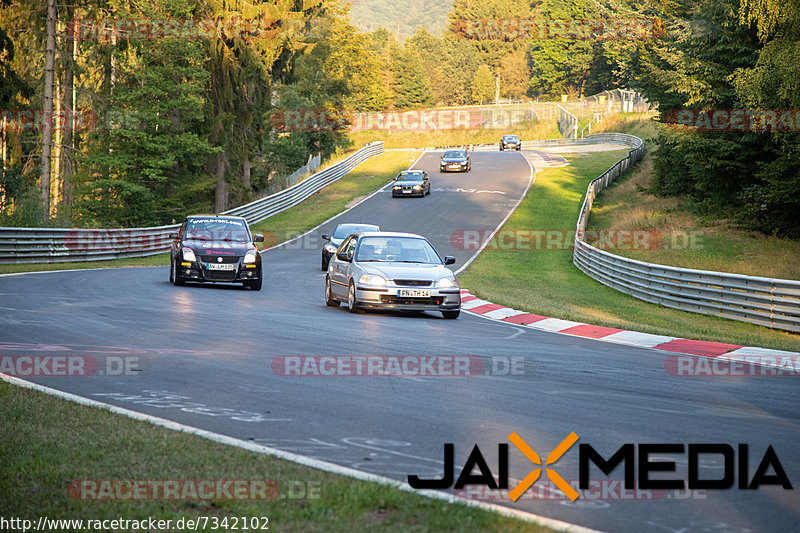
571, 134, 800, 333
0, 142, 384, 264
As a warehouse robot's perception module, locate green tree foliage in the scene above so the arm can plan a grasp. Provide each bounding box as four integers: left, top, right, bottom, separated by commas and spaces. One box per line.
349, 0, 453, 41
471, 64, 495, 104
731, 0, 800, 236
631, 0, 799, 237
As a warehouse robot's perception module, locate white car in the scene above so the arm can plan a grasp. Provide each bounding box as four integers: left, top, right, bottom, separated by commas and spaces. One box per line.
325, 232, 461, 318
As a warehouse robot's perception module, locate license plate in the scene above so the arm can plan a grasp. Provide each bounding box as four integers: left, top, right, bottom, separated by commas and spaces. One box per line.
448, 164, 460, 168
402, 189, 411, 193
207, 263, 235, 271
398, 289, 430, 298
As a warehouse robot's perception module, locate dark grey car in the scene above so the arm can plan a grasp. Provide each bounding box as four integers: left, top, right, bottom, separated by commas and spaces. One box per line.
391, 170, 430, 197
321, 223, 380, 271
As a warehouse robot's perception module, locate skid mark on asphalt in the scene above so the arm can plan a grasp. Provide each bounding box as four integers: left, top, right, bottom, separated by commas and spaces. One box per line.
92, 390, 291, 423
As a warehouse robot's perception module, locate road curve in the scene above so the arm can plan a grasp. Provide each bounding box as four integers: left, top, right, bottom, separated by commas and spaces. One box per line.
1, 150, 798, 533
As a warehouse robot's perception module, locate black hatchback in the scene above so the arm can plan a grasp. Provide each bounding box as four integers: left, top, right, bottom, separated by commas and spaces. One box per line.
169, 215, 264, 290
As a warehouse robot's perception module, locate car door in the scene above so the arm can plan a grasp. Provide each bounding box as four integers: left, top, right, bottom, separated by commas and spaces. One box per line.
423, 171, 430, 193
330, 235, 356, 297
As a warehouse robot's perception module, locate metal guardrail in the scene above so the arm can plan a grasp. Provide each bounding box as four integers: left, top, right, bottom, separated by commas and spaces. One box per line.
558, 105, 578, 139
571, 133, 800, 333
0, 142, 384, 264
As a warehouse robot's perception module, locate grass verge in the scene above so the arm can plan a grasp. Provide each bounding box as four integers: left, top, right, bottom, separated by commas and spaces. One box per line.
0, 253, 170, 275
347, 121, 560, 150
588, 118, 800, 280
458, 148, 800, 352
0, 380, 557, 532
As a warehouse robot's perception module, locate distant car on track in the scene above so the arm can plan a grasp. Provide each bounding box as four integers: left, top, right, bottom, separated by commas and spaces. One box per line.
325, 231, 461, 318
500, 134, 521, 151
169, 215, 264, 290
321, 223, 381, 271
439, 149, 471, 172
391, 170, 430, 197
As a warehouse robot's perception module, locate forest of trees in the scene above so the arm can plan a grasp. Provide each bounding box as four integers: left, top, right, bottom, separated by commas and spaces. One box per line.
0, 0, 798, 238
348, 0, 452, 41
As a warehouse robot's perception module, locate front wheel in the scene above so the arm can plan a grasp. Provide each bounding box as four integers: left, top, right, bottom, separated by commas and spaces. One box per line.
321, 255, 329, 271
246, 275, 262, 291
347, 281, 358, 313
169, 258, 174, 282
325, 276, 339, 307
172, 260, 185, 286
442, 310, 460, 319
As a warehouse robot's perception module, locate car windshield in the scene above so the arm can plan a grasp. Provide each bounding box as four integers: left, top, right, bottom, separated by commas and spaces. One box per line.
444, 150, 466, 158
355, 236, 442, 264
504, 135, 518, 141
185, 218, 250, 242
396, 172, 424, 182
332, 225, 378, 239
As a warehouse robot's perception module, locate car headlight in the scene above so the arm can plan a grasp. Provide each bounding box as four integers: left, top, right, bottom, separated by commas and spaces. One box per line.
182, 247, 196, 262
243, 250, 258, 264
438, 277, 458, 288
358, 274, 387, 286
324, 243, 337, 253
392, 185, 401, 190
412, 185, 422, 189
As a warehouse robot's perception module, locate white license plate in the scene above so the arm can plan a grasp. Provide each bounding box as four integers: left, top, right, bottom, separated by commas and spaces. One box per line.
448, 164, 460, 168
402, 189, 411, 193
206, 263, 235, 271
398, 289, 430, 298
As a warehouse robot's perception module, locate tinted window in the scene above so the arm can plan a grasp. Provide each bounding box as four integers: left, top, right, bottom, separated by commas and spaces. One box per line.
355, 236, 442, 264
185, 218, 250, 242
332, 225, 378, 239
397, 172, 424, 181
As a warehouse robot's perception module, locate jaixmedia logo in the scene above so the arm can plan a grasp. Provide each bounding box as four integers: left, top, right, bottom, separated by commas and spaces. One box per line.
408, 433, 793, 502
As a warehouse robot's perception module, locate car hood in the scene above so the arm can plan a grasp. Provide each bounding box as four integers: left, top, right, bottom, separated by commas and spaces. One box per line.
182, 239, 254, 255
328, 238, 343, 248
357, 262, 454, 281
395, 180, 424, 185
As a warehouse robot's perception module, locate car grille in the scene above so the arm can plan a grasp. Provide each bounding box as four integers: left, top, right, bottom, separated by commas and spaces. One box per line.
380, 295, 443, 305
200, 255, 239, 263
204, 270, 237, 281
393, 279, 432, 286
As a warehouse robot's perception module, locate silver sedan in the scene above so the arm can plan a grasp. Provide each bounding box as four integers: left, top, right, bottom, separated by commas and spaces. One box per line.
325, 232, 461, 319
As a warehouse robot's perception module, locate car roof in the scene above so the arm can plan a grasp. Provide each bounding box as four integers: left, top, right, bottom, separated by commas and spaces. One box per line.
337, 222, 379, 229
356, 231, 426, 239
186, 214, 248, 222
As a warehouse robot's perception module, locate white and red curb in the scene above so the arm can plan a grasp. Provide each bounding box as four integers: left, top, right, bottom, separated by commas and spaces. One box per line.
459, 289, 799, 363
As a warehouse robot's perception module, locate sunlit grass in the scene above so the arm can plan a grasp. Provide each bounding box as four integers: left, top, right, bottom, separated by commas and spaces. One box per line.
459, 149, 800, 352
0, 380, 559, 533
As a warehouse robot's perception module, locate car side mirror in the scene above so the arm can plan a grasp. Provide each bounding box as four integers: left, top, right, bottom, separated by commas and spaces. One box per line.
336, 251, 351, 262
169, 233, 178, 239
322, 234, 330, 241
444, 256, 456, 265
253, 234, 264, 243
